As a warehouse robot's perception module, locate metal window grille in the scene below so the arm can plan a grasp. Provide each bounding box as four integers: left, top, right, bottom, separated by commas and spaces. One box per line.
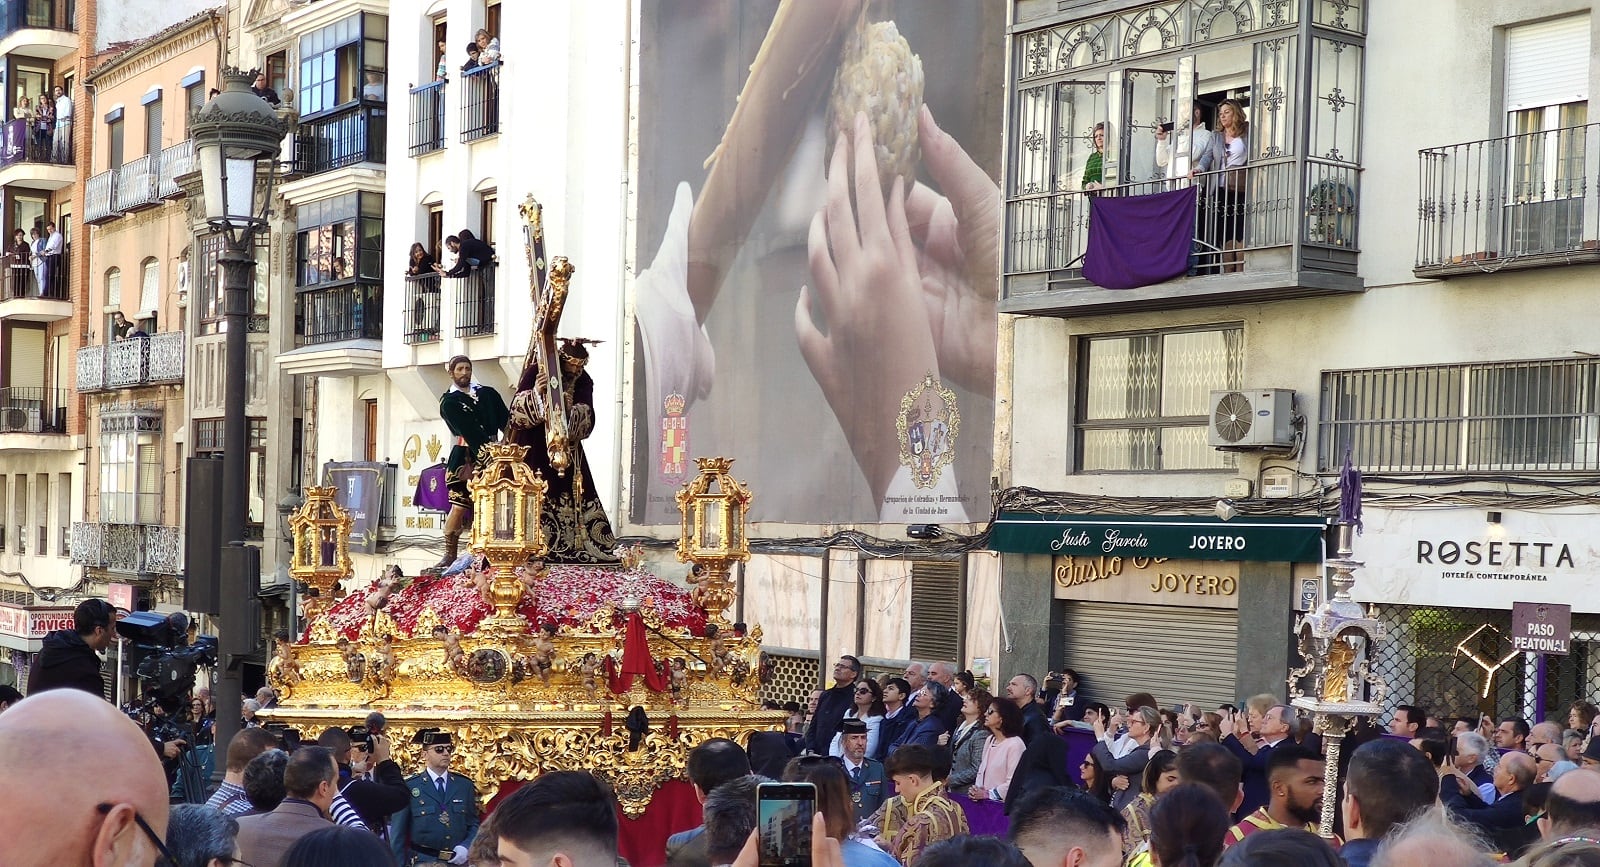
408, 80, 445, 156
404, 273, 441, 343
1320, 357, 1600, 473
452, 267, 495, 337
759, 652, 821, 707
459, 62, 500, 142
1077, 326, 1243, 471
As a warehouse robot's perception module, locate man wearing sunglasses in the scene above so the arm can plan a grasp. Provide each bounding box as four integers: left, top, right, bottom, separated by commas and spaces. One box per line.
391, 728, 479, 865
0, 689, 172, 867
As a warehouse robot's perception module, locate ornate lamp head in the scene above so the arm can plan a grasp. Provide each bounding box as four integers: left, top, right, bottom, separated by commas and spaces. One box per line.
287, 485, 353, 601
675, 457, 752, 563
469, 442, 549, 564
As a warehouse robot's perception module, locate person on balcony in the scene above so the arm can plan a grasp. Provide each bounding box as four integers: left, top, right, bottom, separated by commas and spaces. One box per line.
33, 90, 52, 155
443, 230, 495, 277
461, 41, 483, 73
475, 29, 502, 65
42, 221, 62, 296
1155, 102, 1222, 181
251, 72, 280, 107
28, 227, 45, 295
1082, 122, 1106, 191
361, 72, 385, 103
407, 242, 441, 340
8, 229, 28, 298
12, 96, 33, 148
110, 311, 135, 340
1216, 99, 1250, 274
50, 86, 70, 163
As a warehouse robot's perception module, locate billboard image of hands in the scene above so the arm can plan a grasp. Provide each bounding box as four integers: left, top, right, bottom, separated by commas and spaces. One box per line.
632, 0, 1004, 525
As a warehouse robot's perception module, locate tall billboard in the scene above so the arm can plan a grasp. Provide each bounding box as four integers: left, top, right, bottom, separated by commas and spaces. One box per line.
631, 0, 1004, 525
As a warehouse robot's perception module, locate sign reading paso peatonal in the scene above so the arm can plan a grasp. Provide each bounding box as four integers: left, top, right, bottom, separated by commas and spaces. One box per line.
1511, 601, 1571, 655
990, 513, 1327, 563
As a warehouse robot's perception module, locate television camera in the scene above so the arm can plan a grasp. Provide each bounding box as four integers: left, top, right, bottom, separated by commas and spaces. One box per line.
115, 611, 218, 701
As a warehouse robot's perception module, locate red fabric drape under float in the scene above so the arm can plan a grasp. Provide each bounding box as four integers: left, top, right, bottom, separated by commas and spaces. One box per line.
487, 778, 701, 867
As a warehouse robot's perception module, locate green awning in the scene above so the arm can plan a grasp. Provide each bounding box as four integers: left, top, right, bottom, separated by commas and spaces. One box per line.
991, 512, 1328, 563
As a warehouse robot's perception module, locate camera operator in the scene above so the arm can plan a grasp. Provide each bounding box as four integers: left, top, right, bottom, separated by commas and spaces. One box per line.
318, 725, 410, 836
135, 691, 193, 788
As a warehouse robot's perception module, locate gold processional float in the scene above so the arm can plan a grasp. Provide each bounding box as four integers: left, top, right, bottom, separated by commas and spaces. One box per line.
263, 200, 782, 818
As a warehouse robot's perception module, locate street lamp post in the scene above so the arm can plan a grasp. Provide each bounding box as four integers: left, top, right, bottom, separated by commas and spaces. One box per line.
190, 69, 283, 780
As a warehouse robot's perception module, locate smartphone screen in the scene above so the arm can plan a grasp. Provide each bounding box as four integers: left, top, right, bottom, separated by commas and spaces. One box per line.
757, 782, 815, 867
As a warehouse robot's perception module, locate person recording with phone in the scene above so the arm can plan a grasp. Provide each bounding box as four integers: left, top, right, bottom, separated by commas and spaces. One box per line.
316, 725, 409, 837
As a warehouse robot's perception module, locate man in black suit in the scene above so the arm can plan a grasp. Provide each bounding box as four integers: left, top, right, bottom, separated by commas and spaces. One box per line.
1440, 749, 1539, 858
433, 355, 509, 569
1005, 673, 1048, 744
804, 655, 861, 755
1223, 703, 1295, 819
928, 662, 962, 732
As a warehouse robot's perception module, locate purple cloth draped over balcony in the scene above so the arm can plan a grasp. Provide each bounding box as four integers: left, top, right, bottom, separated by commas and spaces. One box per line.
1082, 185, 1198, 290
949, 792, 1010, 837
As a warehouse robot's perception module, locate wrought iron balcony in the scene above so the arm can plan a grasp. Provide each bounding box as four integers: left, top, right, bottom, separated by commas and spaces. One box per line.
1003, 159, 1361, 314
0, 119, 72, 168
74, 332, 186, 392
1416, 122, 1600, 277
85, 169, 121, 224
157, 139, 194, 199
0, 386, 67, 434
452, 266, 496, 336
69, 522, 183, 576
404, 272, 442, 343
293, 104, 386, 175
460, 62, 501, 142
409, 80, 445, 156
2, 245, 68, 302
111, 154, 159, 211
295, 280, 382, 346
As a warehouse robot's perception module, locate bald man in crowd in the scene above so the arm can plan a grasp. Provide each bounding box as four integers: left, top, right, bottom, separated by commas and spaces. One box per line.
0, 690, 171, 867
1539, 768, 1600, 843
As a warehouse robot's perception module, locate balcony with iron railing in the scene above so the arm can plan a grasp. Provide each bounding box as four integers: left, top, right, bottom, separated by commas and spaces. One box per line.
460, 61, 501, 143
295, 280, 381, 346
0, 0, 76, 58
452, 266, 496, 336
157, 139, 194, 199
111, 154, 159, 212
1003, 159, 1363, 315
293, 104, 387, 176
69, 522, 183, 575
85, 169, 121, 224
409, 80, 445, 157
74, 331, 186, 392
1416, 122, 1600, 278
0, 386, 68, 446
404, 272, 441, 343
0, 243, 69, 321
0, 118, 74, 192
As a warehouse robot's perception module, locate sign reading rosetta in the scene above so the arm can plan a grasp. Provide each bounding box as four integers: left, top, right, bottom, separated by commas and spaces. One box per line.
991, 513, 1327, 563
1357, 507, 1600, 614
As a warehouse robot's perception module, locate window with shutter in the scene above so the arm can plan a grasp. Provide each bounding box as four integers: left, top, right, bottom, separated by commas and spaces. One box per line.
909, 560, 963, 664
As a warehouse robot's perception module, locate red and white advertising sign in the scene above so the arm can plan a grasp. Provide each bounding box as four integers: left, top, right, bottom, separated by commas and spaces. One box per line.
0, 604, 75, 639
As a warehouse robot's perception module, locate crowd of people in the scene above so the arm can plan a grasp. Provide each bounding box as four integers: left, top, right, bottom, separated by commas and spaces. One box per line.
11, 600, 1600, 866
5, 220, 64, 298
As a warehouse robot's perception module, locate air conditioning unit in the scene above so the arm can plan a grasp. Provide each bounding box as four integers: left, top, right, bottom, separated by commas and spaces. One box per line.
1207, 389, 1296, 449
0, 407, 42, 433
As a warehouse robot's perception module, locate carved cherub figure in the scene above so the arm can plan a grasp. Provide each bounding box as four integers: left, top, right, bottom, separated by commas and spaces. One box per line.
268, 630, 303, 693
706, 624, 731, 676
467, 559, 493, 606
670, 657, 688, 704
532, 623, 558, 685
432, 625, 466, 674
579, 652, 601, 701
369, 635, 397, 695
517, 559, 544, 594
337, 637, 365, 683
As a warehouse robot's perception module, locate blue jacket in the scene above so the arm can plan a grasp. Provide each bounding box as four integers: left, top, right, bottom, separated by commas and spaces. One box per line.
390, 771, 479, 864
891, 714, 946, 753
874, 708, 913, 761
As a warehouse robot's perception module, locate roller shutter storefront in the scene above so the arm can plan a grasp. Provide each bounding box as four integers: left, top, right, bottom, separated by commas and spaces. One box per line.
1061, 600, 1239, 710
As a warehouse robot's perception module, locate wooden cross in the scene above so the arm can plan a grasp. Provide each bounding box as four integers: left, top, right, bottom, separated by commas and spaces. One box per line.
519, 194, 572, 477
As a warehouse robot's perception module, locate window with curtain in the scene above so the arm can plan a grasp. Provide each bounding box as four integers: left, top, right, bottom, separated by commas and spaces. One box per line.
298, 13, 388, 117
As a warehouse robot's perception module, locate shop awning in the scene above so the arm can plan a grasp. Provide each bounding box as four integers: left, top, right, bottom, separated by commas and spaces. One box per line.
991, 512, 1328, 563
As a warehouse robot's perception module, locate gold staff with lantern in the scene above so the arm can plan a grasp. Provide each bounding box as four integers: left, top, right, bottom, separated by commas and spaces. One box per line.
677, 457, 752, 627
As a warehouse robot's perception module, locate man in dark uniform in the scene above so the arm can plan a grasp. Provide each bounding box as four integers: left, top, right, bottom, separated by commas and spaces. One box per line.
433, 355, 509, 570
391, 728, 479, 865
840, 718, 886, 821
27, 597, 116, 696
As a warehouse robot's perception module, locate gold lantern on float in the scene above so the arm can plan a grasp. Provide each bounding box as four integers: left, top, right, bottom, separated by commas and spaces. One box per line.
287, 485, 354, 618
469, 442, 548, 628
676, 457, 751, 627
